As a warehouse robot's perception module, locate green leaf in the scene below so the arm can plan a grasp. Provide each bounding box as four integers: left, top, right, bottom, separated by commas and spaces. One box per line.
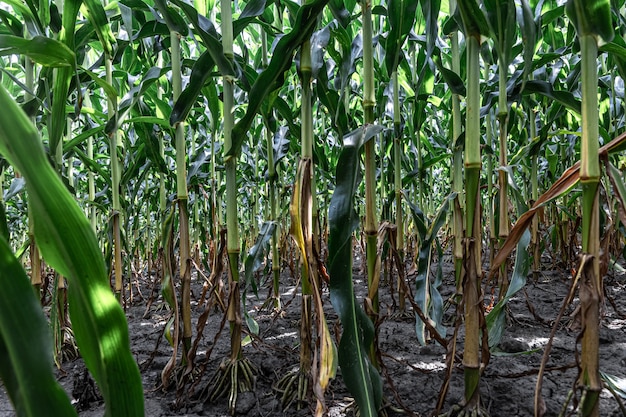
0, 234, 77, 417
484, 0, 517, 66
170, 50, 216, 125
566, 0, 614, 45
523, 80, 581, 114
0, 35, 75, 67
229, 0, 330, 156
407, 194, 452, 345
328, 125, 383, 417
0, 84, 144, 417
457, 0, 490, 40
83, 0, 116, 55
49, 0, 81, 162
244, 221, 276, 296
384, 0, 418, 75
420, 0, 441, 64
167, 0, 235, 76
518, 0, 537, 90
234, 0, 268, 35
486, 230, 531, 348
106, 66, 169, 134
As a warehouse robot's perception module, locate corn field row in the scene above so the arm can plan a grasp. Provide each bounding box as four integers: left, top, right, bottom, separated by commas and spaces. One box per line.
1, 0, 626, 416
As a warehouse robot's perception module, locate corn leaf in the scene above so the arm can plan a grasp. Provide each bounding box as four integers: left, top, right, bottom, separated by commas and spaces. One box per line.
0, 84, 144, 417
328, 125, 383, 417
167, 0, 235, 76
229, 0, 329, 156
487, 230, 531, 348
49, 0, 81, 160
484, 0, 517, 67
384, 0, 418, 75
457, 0, 490, 40
83, 0, 116, 56
0, 235, 77, 417
170, 50, 216, 125
517, 0, 537, 91
244, 220, 276, 296
566, 0, 614, 45
406, 194, 452, 345
0, 35, 75, 67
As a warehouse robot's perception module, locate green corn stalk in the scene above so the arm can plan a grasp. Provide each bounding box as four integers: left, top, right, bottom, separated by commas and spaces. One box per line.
24, 50, 41, 293
104, 14, 123, 301
392, 70, 406, 311
260, 26, 282, 311
276, 38, 318, 410
449, 0, 464, 290
529, 105, 540, 280
566, 1, 613, 415
457, 0, 490, 413
361, 0, 379, 366
221, 0, 242, 362
385, 0, 418, 312
485, 0, 517, 299
171, 29, 193, 365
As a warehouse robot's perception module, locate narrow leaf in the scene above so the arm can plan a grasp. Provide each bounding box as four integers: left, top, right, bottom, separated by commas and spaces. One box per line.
329, 126, 383, 417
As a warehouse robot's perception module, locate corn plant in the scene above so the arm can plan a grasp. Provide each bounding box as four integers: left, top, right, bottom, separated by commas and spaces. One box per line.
0, 80, 143, 416
2, 1, 626, 416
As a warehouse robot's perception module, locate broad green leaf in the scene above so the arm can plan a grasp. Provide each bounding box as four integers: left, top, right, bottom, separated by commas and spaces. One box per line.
484, 0, 517, 66
229, 0, 330, 157
329, 0, 351, 27
0, 35, 75, 67
167, 0, 235, 76
234, 0, 269, 35
153, 0, 188, 34
329, 125, 383, 417
566, 0, 614, 45
105, 66, 169, 134
50, 0, 81, 162
170, 50, 216, 125
420, 0, 441, 64
457, 0, 490, 40
244, 220, 276, 295
0, 234, 77, 417
311, 24, 331, 80
517, 0, 537, 90
486, 229, 531, 348
0, 84, 144, 417
81, 67, 118, 102
1, 0, 41, 33
82, 0, 116, 55
272, 126, 290, 171
407, 194, 452, 345
0, 10, 24, 36
606, 161, 626, 228
384, 0, 418, 75
523, 80, 581, 114
433, 53, 466, 96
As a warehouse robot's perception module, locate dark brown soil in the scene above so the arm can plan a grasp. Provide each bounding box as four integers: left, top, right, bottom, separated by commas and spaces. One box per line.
2, 249, 626, 417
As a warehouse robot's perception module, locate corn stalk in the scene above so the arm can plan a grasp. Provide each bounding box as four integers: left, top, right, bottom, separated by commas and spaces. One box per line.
566, 1, 613, 415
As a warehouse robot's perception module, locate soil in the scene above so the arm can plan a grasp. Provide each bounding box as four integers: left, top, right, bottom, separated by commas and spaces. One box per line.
2, 248, 626, 417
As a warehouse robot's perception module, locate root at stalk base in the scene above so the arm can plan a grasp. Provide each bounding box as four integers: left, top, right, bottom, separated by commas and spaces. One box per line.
438, 403, 490, 417
205, 357, 257, 415
273, 368, 310, 410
